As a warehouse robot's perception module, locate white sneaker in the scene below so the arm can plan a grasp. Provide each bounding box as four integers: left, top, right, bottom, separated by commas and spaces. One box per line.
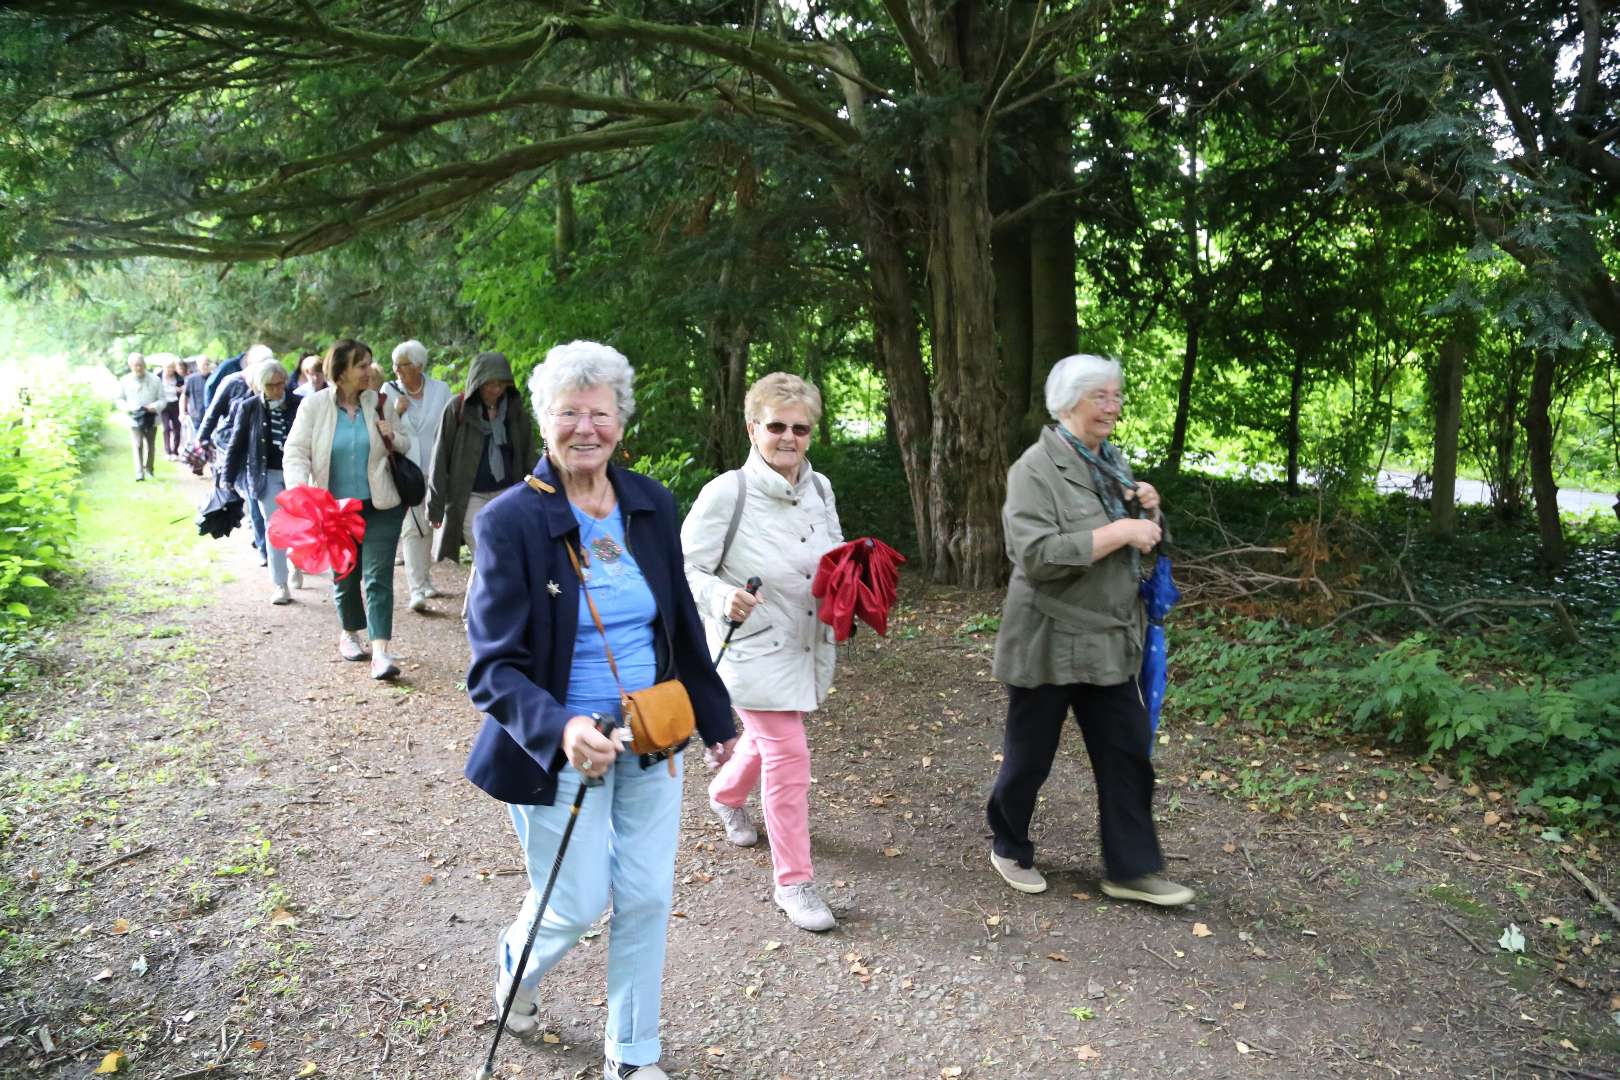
709, 797, 758, 847
408, 590, 428, 612
493, 965, 540, 1035
605, 1060, 669, 1079
774, 882, 836, 932
289, 568, 303, 589
339, 631, 367, 662
370, 650, 400, 681
421, 585, 444, 599
270, 585, 291, 606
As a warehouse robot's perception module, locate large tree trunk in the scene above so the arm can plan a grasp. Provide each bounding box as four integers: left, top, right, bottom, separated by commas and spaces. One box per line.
915, 0, 1008, 587
923, 108, 1008, 587
1430, 332, 1466, 536
1025, 96, 1077, 443
854, 183, 934, 573
703, 258, 751, 472
1524, 346, 1566, 568
993, 216, 1034, 461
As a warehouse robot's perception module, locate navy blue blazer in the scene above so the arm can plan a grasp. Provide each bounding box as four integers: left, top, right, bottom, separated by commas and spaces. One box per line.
463, 456, 735, 805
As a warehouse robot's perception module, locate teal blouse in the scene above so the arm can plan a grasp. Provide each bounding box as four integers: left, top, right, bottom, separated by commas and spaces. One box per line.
329, 406, 371, 502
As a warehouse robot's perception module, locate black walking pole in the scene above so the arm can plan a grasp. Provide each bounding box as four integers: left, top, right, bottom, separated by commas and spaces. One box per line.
712, 577, 763, 667
474, 713, 618, 1080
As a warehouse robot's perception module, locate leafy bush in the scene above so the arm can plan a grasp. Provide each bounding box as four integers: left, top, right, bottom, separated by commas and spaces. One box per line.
1170, 612, 1620, 822
0, 366, 108, 638
814, 441, 917, 557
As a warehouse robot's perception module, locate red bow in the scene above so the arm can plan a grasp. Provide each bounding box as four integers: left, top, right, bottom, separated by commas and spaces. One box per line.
811, 538, 906, 641
268, 485, 366, 580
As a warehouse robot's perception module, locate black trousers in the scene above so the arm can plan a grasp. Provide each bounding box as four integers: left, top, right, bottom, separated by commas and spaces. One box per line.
986, 679, 1164, 882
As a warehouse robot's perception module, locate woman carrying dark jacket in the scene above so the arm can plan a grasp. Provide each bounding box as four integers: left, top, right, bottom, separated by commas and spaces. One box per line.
223, 358, 301, 605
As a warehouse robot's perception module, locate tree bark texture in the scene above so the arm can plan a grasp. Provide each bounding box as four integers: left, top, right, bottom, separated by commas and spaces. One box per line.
854, 184, 934, 577
1167, 110, 1203, 474
1524, 346, 1566, 568
993, 216, 1034, 461
1429, 333, 1465, 536
1025, 96, 1078, 443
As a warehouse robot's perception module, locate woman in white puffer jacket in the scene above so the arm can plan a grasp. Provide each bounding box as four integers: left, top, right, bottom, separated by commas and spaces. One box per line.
681, 373, 844, 932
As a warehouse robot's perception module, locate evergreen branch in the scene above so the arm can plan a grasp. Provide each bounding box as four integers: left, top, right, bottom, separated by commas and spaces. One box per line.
1572, 0, 1603, 125
878, 0, 941, 85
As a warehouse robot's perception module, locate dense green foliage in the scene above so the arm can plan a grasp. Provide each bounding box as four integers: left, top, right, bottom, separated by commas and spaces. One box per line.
0, 361, 108, 651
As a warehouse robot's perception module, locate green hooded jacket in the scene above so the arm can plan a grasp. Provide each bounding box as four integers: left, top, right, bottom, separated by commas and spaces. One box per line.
427, 351, 538, 562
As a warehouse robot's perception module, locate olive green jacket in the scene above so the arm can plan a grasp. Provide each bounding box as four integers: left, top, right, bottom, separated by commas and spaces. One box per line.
992, 425, 1147, 689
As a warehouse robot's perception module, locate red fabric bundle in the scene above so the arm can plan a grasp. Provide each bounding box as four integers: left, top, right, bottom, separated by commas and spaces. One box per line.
267, 485, 366, 580
811, 538, 906, 641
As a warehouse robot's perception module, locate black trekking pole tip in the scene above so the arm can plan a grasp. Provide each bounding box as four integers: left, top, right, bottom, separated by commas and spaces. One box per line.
473, 1065, 494, 1080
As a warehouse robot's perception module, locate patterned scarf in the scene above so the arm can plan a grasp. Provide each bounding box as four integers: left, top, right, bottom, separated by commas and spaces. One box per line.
470, 394, 509, 485
1055, 424, 1141, 578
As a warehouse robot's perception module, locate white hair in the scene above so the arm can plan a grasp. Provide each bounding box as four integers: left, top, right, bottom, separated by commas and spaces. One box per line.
529, 340, 636, 422
1045, 354, 1123, 418
243, 344, 275, 367
392, 339, 428, 367
247, 357, 288, 395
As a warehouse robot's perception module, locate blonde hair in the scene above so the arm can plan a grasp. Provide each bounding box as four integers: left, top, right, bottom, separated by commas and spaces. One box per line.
744, 372, 822, 425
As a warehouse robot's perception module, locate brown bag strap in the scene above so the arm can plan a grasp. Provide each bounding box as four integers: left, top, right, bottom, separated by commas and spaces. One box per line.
374, 394, 399, 455
563, 539, 627, 696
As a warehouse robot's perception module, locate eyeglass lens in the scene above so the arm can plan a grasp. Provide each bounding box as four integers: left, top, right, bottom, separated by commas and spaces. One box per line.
764, 421, 812, 436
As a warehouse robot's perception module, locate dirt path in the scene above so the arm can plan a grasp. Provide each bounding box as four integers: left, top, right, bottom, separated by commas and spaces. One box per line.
2, 461, 1617, 1080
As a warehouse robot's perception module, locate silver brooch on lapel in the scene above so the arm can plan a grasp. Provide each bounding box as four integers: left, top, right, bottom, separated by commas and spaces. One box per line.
546, 581, 561, 597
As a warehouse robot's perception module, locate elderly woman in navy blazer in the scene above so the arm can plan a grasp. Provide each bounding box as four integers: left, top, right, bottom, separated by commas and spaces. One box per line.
463, 340, 734, 1080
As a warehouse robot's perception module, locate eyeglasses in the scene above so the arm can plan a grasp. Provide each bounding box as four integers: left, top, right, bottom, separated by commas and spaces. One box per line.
761, 421, 812, 437
1084, 391, 1124, 407
550, 409, 619, 428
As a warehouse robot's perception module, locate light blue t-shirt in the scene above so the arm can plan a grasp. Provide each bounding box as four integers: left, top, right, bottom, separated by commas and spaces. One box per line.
329, 407, 371, 502
566, 505, 658, 717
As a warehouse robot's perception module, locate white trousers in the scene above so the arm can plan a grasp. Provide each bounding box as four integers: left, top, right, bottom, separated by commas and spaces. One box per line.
398, 504, 434, 595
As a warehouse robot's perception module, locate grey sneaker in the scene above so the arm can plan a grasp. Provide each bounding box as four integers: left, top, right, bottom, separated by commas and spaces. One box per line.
370, 650, 400, 681
289, 568, 303, 589
990, 852, 1048, 894
774, 882, 836, 932
493, 965, 540, 1035
408, 590, 429, 612
709, 797, 758, 847
338, 631, 367, 662
270, 585, 292, 606
1102, 874, 1196, 907
605, 1062, 669, 1080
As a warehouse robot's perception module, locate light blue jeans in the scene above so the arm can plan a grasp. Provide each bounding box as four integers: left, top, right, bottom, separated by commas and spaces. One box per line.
254, 469, 288, 588
500, 713, 683, 1069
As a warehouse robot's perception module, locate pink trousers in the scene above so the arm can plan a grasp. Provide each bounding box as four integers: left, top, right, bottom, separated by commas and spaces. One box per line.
709, 708, 813, 886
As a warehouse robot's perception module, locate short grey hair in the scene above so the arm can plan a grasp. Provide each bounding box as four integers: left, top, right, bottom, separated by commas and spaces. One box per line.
529, 340, 636, 422
1045, 354, 1123, 418
247, 357, 289, 395
244, 344, 275, 367
392, 339, 427, 368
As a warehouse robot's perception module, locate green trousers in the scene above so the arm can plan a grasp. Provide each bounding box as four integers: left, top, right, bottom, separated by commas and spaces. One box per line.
334, 501, 406, 641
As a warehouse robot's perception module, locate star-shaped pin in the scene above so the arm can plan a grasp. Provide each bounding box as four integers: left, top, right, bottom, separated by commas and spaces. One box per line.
546, 581, 561, 597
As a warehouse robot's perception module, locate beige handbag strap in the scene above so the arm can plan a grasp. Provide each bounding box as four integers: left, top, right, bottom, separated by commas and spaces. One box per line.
563, 539, 627, 697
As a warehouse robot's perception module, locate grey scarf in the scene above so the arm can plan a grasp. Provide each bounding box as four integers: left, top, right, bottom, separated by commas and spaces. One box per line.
1055, 424, 1142, 577
470, 394, 509, 485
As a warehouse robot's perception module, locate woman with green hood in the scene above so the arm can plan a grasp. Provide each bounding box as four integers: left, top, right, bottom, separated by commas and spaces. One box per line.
428, 351, 539, 609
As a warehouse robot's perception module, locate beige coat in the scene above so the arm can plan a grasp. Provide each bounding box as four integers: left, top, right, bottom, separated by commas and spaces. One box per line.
992, 425, 1147, 689
681, 450, 843, 713
282, 387, 411, 510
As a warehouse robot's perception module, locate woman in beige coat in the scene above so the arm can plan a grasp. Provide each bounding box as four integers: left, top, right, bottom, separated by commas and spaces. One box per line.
986, 354, 1193, 907
681, 373, 844, 932
283, 339, 411, 680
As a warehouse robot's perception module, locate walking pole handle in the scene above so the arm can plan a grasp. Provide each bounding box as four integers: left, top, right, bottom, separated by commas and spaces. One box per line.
713, 577, 763, 667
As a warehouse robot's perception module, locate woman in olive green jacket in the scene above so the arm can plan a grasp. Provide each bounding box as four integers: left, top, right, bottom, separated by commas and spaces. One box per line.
986, 354, 1194, 908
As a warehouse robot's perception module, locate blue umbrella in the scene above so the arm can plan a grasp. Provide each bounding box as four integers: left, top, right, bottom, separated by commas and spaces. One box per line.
1138, 550, 1180, 750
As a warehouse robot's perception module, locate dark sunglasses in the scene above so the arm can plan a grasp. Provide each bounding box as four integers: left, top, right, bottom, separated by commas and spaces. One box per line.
762, 421, 812, 437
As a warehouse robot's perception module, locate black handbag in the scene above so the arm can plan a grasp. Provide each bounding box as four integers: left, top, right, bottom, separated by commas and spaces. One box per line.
376, 395, 427, 507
